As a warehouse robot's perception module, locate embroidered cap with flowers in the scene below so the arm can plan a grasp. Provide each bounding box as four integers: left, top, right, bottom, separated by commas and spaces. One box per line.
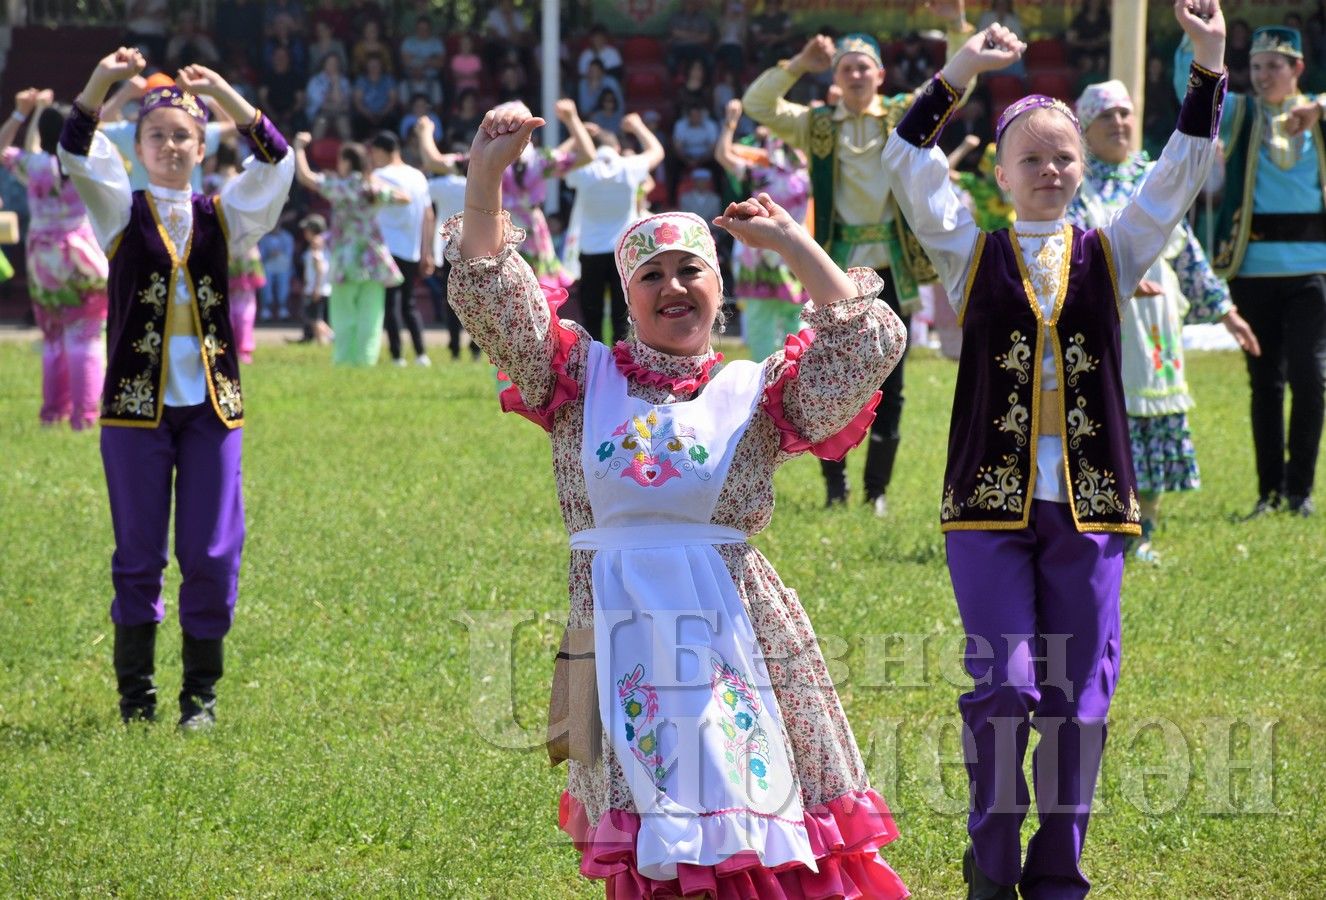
613, 211, 724, 300
139, 73, 209, 128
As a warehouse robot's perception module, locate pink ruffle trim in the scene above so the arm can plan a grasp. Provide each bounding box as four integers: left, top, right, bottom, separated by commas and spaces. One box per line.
498, 285, 580, 432
762, 329, 882, 462
612, 342, 723, 395
558, 788, 908, 900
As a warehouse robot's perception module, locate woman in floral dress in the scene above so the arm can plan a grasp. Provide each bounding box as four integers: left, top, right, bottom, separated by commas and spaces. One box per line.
715, 99, 810, 361
1067, 80, 1259, 561
0, 91, 109, 428
292, 131, 406, 366
447, 104, 910, 898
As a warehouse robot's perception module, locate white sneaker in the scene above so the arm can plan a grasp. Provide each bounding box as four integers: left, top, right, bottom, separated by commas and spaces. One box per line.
393, 358, 407, 367
872, 495, 889, 518
415, 354, 432, 367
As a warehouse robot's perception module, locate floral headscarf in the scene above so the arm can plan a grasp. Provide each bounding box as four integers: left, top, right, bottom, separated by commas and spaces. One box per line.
614, 212, 723, 299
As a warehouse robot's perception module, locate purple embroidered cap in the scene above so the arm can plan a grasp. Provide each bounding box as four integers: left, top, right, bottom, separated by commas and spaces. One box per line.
139, 76, 209, 127
995, 94, 1079, 146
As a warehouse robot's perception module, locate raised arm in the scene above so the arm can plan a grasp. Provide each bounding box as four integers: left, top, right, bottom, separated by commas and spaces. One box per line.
0, 89, 37, 154
882, 24, 1023, 304
291, 131, 324, 190
714, 99, 746, 176
715, 193, 906, 455
452, 104, 588, 429
413, 115, 458, 174
1102, 0, 1227, 302
25, 89, 52, 154
58, 48, 144, 249
553, 98, 594, 167
621, 111, 664, 170
740, 35, 829, 150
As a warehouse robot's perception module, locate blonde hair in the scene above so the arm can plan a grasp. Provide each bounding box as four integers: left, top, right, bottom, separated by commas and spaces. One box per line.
995, 106, 1086, 163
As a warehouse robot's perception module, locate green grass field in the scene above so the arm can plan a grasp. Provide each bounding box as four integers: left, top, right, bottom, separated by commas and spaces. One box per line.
0, 338, 1322, 898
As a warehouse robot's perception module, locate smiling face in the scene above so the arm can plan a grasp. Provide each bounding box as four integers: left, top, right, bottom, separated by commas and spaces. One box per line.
1084, 105, 1133, 164
995, 108, 1085, 221
833, 52, 884, 115
1250, 51, 1304, 106
135, 107, 205, 191
627, 250, 722, 357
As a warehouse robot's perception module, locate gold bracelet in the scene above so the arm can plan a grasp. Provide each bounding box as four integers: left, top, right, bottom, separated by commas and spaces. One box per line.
466, 203, 502, 216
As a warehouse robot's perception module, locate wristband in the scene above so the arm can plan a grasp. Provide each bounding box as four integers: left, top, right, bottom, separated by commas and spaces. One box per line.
10, 110, 27, 123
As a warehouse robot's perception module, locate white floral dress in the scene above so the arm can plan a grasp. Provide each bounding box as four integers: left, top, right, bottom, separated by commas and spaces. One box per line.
443, 212, 910, 899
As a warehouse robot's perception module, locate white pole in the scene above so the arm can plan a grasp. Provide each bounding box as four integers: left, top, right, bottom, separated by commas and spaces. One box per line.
542, 0, 562, 214
1109, 0, 1147, 151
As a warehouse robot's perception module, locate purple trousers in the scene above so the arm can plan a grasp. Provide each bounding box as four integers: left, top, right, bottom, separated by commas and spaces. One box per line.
101, 404, 244, 640
945, 501, 1124, 900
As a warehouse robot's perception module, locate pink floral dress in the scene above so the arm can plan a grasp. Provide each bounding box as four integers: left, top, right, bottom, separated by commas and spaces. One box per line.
443, 212, 911, 899
317, 173, 403, 287
502, 145, 578, 291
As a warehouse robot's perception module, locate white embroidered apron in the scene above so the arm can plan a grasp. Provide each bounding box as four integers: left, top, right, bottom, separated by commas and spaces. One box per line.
573, 341, 815, 881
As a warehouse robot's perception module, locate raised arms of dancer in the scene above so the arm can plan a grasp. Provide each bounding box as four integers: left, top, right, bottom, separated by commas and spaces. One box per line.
715, 193, 908, 448
0, 88, 38, 155
24, 90, 52, 154
714, 100, 745, 177
59, 49, 145, 249
453, 105, 582, 415
553, 98, 594, 167
291, 131, 324, 189
178, 65, 293, 253
412, 117, 462, 175
622, 111, 664, 171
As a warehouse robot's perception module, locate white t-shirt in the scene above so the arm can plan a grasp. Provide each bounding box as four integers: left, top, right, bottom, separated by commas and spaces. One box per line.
373, 161, 431, 262
428, 173, 467, 265
303, 246, 332, 298
672, 117, 719, 160
577, 45, 623, 75
564, 148, 654, 255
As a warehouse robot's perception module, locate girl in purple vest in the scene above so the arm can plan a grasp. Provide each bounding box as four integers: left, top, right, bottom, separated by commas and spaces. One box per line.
59, 48, 293, 728
883, 3, 1227, 897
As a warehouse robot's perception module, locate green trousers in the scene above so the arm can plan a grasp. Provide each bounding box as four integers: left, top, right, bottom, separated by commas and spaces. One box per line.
740, 299, 805, 362
330, 281, 386, 367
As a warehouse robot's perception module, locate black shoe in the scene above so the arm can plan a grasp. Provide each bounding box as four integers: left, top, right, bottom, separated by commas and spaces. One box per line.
825, 488, 850, 508
963, 846, 1018, 900
113, 622, 158, 723
178, 632, 224, 729
1243, 493, 1282, 520
1286, 495, 1315, 517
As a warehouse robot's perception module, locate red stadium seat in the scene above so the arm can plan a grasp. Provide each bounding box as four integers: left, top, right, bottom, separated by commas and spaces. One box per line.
1024, 39, 1067, 70
622, 35, 666, 65
308, 137, 342, 172
986, 73, 1026, 115
625, 65, 671, 102
1029, 70, 1075, 103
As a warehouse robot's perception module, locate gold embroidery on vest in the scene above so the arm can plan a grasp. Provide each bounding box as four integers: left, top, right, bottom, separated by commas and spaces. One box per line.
202, 324, 227, 367
968, 454, 1025, 514
138, 271, 167, 316
1064, 333, 1098, 387
941, 485, 961, 521
1027, 236, 1062, 300
213, 371, 243, 419
112, 371, 155, 416
1066, 395, 1099, 450
1127, 489, 1141, 523
1074, 459, 1125, 518
995, 391, 1030, 447
132, 323, 161, 365
997, 329, 1031, 384
809, 112, 835, 159
197, 275, 224, 315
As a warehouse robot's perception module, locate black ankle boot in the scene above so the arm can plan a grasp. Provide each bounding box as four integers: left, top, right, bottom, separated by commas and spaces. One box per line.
113, 622, 158, 723
963, 845, 1018, 900
179, 632, 224, 730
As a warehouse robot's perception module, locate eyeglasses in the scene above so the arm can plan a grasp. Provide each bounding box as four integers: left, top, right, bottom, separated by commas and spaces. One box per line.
142, 129, 198, 148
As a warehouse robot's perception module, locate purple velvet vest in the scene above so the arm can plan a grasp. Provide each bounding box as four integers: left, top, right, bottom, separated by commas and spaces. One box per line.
101, 192, 242, 428
940, 228, 1141, 535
